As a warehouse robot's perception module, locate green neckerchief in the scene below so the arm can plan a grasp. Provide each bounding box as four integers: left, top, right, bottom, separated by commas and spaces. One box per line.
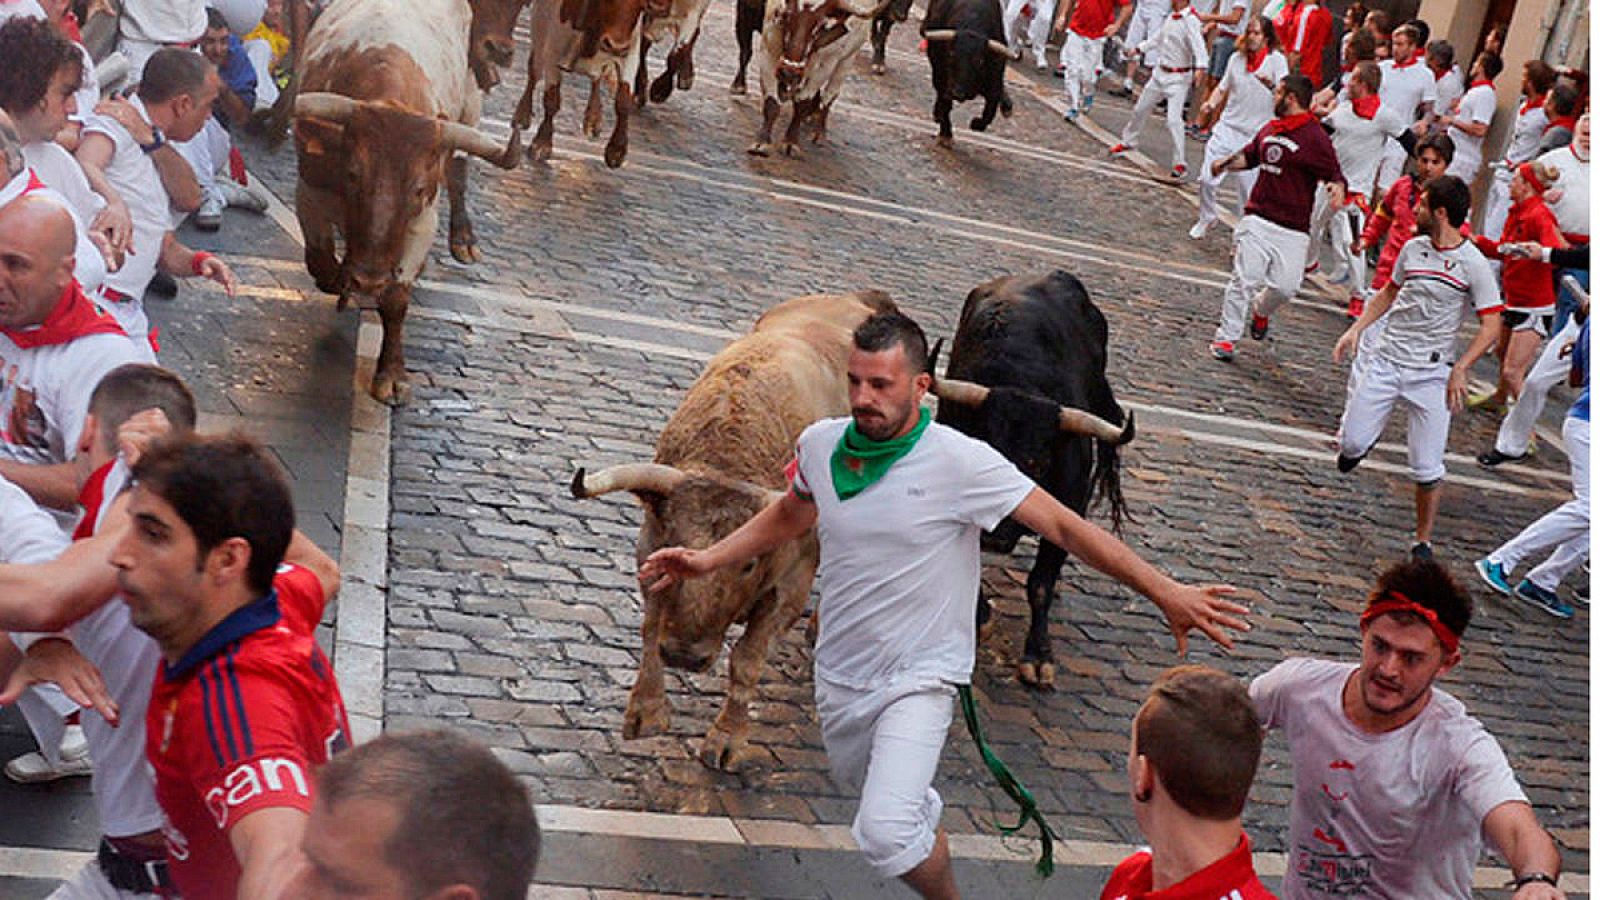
830, 407, 931, 501
958, 685, 1058, 877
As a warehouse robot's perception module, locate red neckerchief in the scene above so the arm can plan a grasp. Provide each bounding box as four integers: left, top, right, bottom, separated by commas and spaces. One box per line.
2, 280, 127, 349
1351, 94, 1381, 119
1268, 111, 1317, 134
60, 11, 83, 43
1520, 94, 1546, 116
1245, 46, 1269, 72
1391, 49, 1423, 69
1544, 114, 1578, 135
72, 460, 116, 540
1470, 78, 1494, 89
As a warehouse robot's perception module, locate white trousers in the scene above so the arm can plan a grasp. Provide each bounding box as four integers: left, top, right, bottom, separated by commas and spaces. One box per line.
1215, 214, 1309, 343
1196, 122, 1258, 228
172, 117, 233, 220
16, 684, 76, 767
1061, 31, 1104, 112
1309, 187, 1367, 290
1120, 69, 1189, 169
1003, 0, 1055, 65
1496, 317, 1582, 456
1481, 166, 1515, 241
1338, 355, 1451, 483
1489, 416, 1590, 590
48, 861, 161, 900
816, 674, 954, 879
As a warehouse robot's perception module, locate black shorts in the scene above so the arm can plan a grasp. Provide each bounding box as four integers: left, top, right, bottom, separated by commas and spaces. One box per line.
1502, 309, 1554, 337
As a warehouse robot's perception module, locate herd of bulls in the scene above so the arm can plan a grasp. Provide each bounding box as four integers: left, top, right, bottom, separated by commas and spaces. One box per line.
283, 0, 1131, 770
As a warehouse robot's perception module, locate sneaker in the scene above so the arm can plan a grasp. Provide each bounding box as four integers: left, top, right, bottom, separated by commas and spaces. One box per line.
1082, 94, 1094, 112
219, 178, 269, 213
1209, 340, 1234, 361
1409, 541, 1434, 563
1170, 163, 1187, 179
1053, 63, 1066, 77
1346, 296, 1365, 320
193, 192, 224, 232
1188, 220, 1210, 240
1572, 580, 1589, 608
1063, 108, 1079, 123
1477, 448, 1530, 468
1249, 314, 1269, 341
5, 747, 93, 784
1465, 392, 1507, 413
1108, 83, 1133, 98
147, 271, 179, 298
1336, 452, 1365, 473
1108, 142, 1131, 156
1192, 126, 1211, 141
1475, 558, 1513, 595
1514, 579, 1575, 619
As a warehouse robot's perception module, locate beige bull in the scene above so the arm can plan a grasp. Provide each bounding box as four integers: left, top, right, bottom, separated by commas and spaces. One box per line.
572, 290, 896, 770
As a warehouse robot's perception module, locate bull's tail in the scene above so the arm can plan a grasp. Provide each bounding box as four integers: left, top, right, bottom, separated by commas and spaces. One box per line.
1090, 407, 1132, 536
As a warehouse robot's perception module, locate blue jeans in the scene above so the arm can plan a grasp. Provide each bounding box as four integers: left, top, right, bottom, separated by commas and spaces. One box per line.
1553, 267, 1589, 335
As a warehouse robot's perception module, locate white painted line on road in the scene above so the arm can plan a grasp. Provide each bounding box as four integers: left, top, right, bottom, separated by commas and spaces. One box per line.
0, 846, 93, 881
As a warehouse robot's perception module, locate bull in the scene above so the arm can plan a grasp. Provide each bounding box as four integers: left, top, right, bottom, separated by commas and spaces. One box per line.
514, 0, 666, 168
633, 0, 712, 107
571, 291, 897, 770
293, 0, 520, 405
931, 271, 1134, 688
922, 0, 1013, 146
748, 0, 883, 157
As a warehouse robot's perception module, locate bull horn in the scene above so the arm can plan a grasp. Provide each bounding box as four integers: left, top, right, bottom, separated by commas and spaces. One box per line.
1058, 406, 1135, 444
922, 28, 956, 41
293, 92, 360, 122
440, 119, 522, 170
986, 39, 1011, 56
931, 377, 989, 407
571, 463, 689, 499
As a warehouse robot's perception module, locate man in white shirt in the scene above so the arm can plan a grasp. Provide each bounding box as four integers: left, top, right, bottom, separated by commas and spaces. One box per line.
1372, 24, 1435, 196
1333, 175, 1503, 561
640, 312, 1248, 898
1189, 13, 1285, 239
1440, 51, 1502, 184
1483, 60, 1558, 239
75, 47, 236, 353
1108, 0, 1207, 179
1425, 39, 1464, 133
1187, 0, 1248, 136
1251, 560, 1567, 899
1112, 0, 1170, 97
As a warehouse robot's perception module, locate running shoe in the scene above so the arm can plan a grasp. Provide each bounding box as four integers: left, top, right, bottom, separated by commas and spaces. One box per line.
1474, 558, 1513, 595
1108, 142, 1131, 156
1064, 108, 1079, 122
1082, 94, 1094, 111
1108, 83, 1134, 98
1477, 448, 1530, 467
1170, 163, 1187, 179
1209, 340, 1234, 361
1188, 220, 1210, 240
1249, 314, 1269, 340
1514, 579, 1574, 619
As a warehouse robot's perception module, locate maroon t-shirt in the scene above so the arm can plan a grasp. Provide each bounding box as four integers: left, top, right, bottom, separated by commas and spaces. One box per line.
1242, 113, 1345, 234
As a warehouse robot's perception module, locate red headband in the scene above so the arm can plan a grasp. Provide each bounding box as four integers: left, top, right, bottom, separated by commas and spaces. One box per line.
1517, 162, 1549, 194
1360, 591, 1460, 653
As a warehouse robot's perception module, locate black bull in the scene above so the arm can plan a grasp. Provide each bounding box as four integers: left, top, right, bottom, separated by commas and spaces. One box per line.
922, 0, 1012, 144
933, 271, 1134, 689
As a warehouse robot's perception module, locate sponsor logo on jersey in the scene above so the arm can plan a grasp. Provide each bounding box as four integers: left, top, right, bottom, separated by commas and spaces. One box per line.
204, 757, 310, 828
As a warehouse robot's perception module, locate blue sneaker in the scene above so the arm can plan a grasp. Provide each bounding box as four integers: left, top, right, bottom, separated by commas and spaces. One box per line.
1514, 579, 1575, 619
1063, 108, 1079, 123
1083, 94, 1095, 112
1474, 558, 1512, 595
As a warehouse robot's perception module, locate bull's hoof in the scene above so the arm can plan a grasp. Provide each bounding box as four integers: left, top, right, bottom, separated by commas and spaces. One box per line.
969, 116, 989, 132
603, 141, 628, 169
730, 78, 748, 96
529, 139, 554, 163
676, 68, 694, 90
449, 240, 482, 264
582, 115, 603, 139
780, 141, 802, 158
650, 73, 675, 104
746, 141, 772, 156
369, 369, 413, 406
935, 134, 954, 148
623, 699, 671, 739
698, 727, 755, 772
1016, 660, 1056, 690
999, 92, 1014, 118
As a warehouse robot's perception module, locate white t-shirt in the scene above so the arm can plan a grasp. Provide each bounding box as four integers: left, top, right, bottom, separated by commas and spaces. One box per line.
0, 473, 68, 564
1325, 101, 1408, 198
1376, 57, 1437, 123
1252, 658, 1528, 899
1537, 143, 1589, 238
1432, 67, 1465, 125
83, 95, 170, 318
792, 417, 1034, 689
120, 0, 207, 44
1139, 8, 1207, 72
1501, 103, 1551, 165
1374, 236, 1502, 370
1212, 0, 1248, 37
1446, 83, 1497, 179
0, 325, 146, 466
0, 0, 45, 24
1218, 50, 1288, 136
0, 166, 106, 297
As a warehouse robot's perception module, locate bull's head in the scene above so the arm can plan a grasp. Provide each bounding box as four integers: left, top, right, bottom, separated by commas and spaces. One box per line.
922, 27, 1009, 103
294, 93, 518, 307
466, 0, 532, 90
774, 0, 851, 102
933, 378, 1133, 550
572, 465, 799, 673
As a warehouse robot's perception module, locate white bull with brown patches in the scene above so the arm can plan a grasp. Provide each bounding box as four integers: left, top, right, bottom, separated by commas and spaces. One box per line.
293, 0, 518, 404
749, 0, 884, 156
571, 291, 896, 771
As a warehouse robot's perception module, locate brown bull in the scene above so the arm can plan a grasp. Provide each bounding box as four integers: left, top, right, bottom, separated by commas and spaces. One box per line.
572, 291, 896, 770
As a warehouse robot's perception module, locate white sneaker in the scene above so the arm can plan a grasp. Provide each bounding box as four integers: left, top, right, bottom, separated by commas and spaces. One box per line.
193, 192, 224, 232
219, 179, 270, 213
6, 748, 93, 783
1188, 220, 1210, 240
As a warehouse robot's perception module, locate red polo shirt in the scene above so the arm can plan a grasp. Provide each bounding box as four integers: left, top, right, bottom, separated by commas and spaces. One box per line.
1102, 835, 1278, 899
1069, 0, 1130, 39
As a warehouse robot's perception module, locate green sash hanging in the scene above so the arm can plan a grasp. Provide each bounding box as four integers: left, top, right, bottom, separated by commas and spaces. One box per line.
957, 684, 1058, 877
829, 408, 931, 501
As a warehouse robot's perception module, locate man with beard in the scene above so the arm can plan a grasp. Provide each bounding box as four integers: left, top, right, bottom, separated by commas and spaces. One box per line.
640, 311, 1249, 899
1250, 561, 1566, 899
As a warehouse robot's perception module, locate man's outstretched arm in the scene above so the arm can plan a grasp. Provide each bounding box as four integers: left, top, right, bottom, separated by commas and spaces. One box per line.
638, 490, 818, 593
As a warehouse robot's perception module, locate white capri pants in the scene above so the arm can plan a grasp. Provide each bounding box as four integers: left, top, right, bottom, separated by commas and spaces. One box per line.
1061, 31, 1105, 112
1338, 355, 1452, 483
1487, 416, 1590, 591
816, 674, 954, 878
1309, 186, 1367, 290
1120, 69, 1190, 170
1215, 214, 1309, 343
1495, 316, 1581, 456
1196, 122, 1258, 229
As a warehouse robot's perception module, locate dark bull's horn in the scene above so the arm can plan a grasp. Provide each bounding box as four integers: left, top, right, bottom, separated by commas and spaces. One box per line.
935, 377, 1133, 444
571, 463, 689, 499
922, 28, 957, 41
294, 92, 519, 170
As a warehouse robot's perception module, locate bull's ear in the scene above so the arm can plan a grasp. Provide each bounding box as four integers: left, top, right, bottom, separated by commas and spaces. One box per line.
926, 338, 943, 377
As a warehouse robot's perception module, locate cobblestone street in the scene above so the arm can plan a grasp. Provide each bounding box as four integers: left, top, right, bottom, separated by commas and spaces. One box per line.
0, 1, 1589, 896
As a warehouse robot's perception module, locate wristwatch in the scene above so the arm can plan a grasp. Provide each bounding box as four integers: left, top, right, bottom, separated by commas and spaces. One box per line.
1511, 871, 1559, 890
139, 127, 166, 154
